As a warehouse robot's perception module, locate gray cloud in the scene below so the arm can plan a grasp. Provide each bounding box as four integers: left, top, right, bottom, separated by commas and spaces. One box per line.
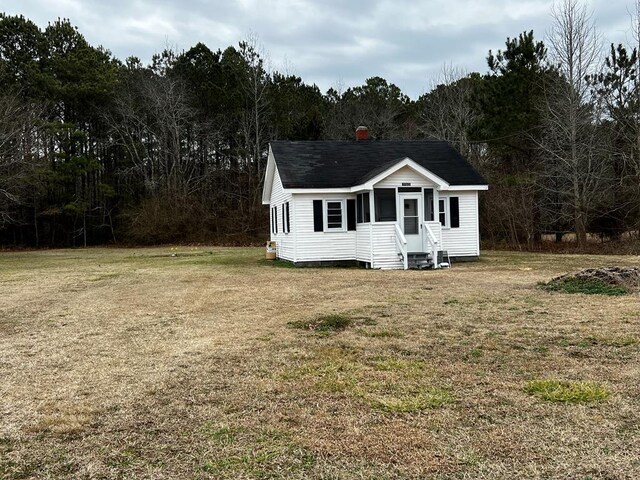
0, 0, 634, 97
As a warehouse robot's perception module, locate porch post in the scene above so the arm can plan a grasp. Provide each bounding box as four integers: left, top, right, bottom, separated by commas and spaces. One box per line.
369, 189, 375, 223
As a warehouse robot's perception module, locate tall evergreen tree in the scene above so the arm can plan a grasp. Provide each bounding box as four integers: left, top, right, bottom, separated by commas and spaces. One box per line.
474, 31, 554, 247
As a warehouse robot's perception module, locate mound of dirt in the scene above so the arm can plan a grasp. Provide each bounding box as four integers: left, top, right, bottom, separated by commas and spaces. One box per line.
552, 267, 640, 290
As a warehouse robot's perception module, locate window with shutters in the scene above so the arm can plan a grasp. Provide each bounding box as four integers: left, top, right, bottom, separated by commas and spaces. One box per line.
324, 199, 346, 231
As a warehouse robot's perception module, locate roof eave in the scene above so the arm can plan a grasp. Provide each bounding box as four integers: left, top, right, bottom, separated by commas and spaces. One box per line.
261, 146, 275, 205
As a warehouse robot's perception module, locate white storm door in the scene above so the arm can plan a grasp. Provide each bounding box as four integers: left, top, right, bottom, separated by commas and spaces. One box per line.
400, 193, 423, 252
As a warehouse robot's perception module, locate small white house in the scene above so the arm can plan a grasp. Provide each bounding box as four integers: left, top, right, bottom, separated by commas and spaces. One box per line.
262, 127, 488, 269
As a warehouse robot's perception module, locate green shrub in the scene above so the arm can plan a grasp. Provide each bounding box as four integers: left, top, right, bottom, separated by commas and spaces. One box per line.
288, 313, 352, 332
524, 379, 610, 403
538, 277, 628, 296
315, 314, 352, 331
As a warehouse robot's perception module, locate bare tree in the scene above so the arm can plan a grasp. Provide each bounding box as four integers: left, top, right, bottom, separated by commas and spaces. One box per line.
538, 0, 607, 247
420, 64, 478, 156
108, 71, 199, 197
105, 69, 213, 242
0, 93, 42, 228
238, 34, 271, 223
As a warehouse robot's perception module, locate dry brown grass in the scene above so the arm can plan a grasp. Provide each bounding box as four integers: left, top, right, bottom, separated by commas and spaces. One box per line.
1, 247, 639, 479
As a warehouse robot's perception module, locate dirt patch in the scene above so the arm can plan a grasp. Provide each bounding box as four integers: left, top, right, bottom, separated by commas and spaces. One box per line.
568, 267, 640, 287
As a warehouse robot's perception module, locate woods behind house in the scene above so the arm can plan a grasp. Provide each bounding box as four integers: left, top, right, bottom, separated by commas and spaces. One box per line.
1, 0, 640, 249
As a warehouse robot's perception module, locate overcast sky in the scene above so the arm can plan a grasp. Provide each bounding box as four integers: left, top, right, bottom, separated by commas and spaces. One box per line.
0, 0, 635, 98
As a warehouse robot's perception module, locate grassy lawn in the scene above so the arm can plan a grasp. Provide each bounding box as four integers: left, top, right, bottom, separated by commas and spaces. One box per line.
1, 247, 639, 479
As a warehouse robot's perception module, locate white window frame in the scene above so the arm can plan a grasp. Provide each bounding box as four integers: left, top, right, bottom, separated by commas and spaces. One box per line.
439, 197, 450, 229
323, 199, 346, 232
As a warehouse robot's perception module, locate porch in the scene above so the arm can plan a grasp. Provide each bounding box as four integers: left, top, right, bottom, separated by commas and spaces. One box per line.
354, 185, 451, 270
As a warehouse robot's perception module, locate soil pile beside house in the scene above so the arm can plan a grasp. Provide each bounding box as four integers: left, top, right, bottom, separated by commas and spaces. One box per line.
541, 267, 640, 295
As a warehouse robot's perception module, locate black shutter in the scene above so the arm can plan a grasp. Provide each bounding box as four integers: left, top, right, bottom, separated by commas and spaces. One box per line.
274, 207, 277, 233
313, 200, 323, 232
450, 197, 460, 228
286, 202, 290, 233
424, 188, 434, 221
356, 194, 363, 223
347, 199, 356, 231
282, 204, 286, 232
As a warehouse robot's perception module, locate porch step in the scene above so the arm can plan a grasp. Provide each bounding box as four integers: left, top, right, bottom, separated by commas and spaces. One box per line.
407, 252, 434, 270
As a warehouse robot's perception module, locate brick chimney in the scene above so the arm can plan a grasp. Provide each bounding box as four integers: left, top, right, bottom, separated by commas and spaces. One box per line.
355, 125, 369, 141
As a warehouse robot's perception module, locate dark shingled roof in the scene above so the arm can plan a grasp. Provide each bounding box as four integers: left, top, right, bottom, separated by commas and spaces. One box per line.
270, 140, 486, 189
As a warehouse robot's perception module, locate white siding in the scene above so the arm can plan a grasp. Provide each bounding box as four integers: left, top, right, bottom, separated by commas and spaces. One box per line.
269, 166, 295, 261
356, 223, 372, 263
440, 191, 480, 257
293, 193, 357, 262
371, 223, 403, 269
374, 166, 437, 188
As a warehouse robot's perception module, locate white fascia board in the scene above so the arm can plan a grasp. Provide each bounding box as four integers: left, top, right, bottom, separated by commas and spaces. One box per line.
441, 184, 489, 191
282, 182, 489, 195
286, 187, 352, 194
284, 184, 488, 194
262, 147, 275, 205
358, 157, 449, 190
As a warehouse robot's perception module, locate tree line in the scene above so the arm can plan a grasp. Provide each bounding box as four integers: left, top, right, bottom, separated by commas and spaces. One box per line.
1, 0, 639, 249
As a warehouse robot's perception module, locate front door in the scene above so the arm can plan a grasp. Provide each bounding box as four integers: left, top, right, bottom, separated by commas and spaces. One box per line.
399, 193, 423, 252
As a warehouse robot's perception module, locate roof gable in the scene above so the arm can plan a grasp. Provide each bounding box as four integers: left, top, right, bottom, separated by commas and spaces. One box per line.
358, 157, 448, 189
270, 140, 486, 189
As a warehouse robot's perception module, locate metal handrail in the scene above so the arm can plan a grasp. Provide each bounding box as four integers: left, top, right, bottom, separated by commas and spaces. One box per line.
394, 223, 408, 270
